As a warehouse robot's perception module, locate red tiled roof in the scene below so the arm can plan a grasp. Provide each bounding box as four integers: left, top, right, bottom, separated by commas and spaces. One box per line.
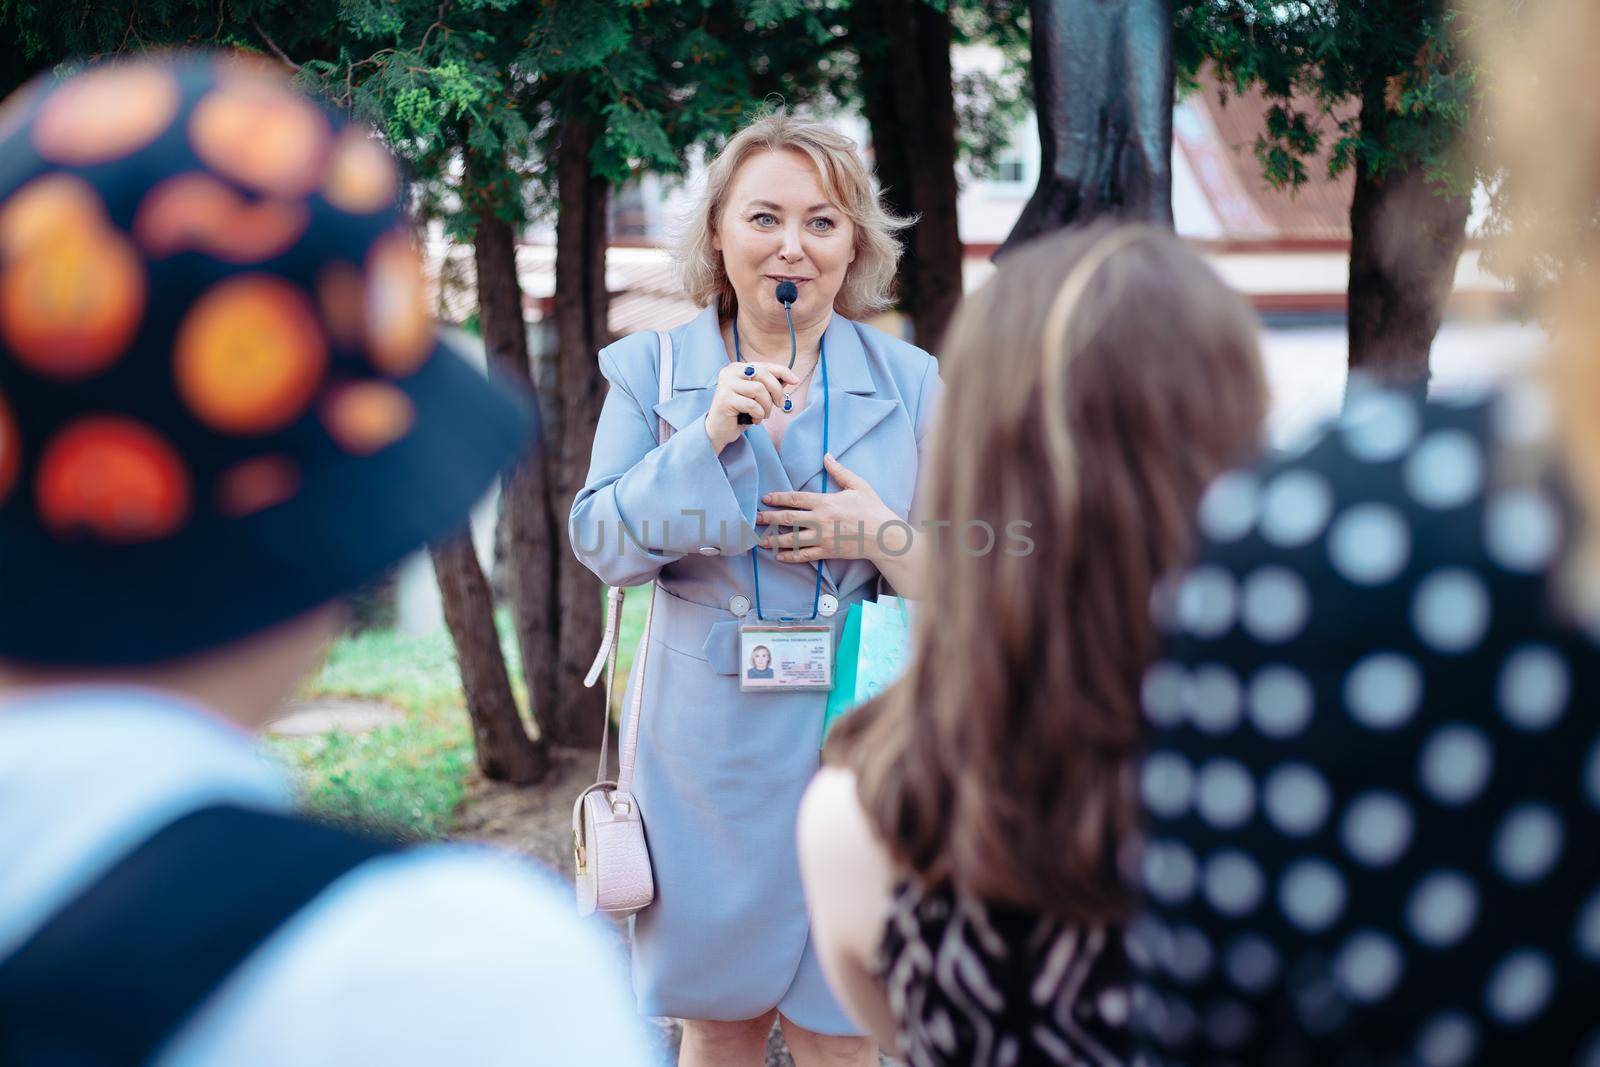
1181, 66, 1355, 241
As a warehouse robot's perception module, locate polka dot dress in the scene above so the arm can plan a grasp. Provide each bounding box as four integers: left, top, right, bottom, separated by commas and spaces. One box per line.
1131, 382, 1600, 1066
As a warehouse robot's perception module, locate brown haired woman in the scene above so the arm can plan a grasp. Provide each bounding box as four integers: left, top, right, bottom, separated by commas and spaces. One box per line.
796, 223, 1268, 1063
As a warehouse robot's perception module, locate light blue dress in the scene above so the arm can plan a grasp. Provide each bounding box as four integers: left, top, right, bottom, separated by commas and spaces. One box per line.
569, 304, 943, 1032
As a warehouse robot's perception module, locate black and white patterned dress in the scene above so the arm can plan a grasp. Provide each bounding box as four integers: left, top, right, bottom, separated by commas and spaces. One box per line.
1131, 382, 1600, 1065
878, 878, 1133, 1066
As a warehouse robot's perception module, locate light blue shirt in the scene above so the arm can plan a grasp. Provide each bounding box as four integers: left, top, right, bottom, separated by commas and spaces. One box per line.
0, 687, 655, 1066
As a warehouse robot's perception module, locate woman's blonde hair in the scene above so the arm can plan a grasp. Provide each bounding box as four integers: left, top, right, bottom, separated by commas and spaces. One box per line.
827, 224, 1267, 921
677, 110, 910, 321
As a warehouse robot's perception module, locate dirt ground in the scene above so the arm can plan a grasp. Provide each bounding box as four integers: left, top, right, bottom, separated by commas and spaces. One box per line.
453, 744, 893, 1067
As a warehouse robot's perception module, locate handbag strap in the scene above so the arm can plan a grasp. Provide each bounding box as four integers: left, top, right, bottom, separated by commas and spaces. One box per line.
583, 328, 675, 787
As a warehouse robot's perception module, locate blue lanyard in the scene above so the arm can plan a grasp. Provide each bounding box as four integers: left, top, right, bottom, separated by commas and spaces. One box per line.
733, 322, 829, 623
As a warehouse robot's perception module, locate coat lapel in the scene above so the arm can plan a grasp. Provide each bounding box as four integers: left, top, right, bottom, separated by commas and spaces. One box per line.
650, 306, 723, 433
652, 305, 797, 494
780, 314, 896, 493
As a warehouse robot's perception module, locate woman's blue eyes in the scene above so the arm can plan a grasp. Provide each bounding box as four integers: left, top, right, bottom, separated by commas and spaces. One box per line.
749, 213, 836, 232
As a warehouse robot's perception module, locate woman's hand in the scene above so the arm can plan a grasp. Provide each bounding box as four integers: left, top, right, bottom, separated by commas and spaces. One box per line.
704, 361, 802, 454
755, 454, 909, 564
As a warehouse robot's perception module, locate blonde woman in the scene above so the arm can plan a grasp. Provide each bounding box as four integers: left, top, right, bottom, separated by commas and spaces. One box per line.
570, 113, 942, 1066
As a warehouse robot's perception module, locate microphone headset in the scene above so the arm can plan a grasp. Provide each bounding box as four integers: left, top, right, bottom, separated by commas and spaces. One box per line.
736, 280, 801, 426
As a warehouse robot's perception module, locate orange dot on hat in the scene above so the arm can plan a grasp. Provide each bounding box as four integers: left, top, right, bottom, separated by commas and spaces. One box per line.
134, 172, 308, 264
215, 454, 301, 518
0, 389, 21, 504
175, 275, 328, 435
0, 173, 106, 258
364, 232, 432, 377
323, 128, 400, 214
32, 62, 181, 166
189, 79, 332, 199
321, 381, 415, 456
0, 225, 146, 382
37, 417, 191, 543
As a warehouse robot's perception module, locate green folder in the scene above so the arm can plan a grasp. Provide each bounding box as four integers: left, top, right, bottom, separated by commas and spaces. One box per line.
822, 595, 911, 743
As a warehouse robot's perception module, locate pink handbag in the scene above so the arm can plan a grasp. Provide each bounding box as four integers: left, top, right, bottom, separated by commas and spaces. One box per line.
572, 329, 673, 917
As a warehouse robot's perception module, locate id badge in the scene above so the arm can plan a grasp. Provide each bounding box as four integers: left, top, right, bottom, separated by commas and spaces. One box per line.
739, 624, 835, 692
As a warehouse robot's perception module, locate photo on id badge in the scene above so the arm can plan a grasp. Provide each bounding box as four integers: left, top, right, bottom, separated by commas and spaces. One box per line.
739, 625, 834, 692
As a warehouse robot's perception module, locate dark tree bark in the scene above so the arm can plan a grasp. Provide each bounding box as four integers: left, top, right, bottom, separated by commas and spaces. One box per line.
854, 0, 964, 349
1346, 82, 1472, 391
430, 531, 548, 784
1000, 0, 1174, 254
545, 97, 612, 748
472, 207, 562, 718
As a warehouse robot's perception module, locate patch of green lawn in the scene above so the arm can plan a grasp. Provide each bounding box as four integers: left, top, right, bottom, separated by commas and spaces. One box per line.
269, 590, 650, 839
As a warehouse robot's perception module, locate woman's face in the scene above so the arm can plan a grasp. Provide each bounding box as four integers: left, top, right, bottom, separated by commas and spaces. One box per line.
753, 647, 771, 670
714, 148, 856, 329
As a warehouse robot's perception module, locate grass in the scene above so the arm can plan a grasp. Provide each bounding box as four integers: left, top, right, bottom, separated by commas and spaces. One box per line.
268, 588, 651, 840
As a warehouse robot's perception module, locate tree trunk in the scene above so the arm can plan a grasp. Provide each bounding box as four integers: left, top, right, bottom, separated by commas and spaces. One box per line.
546, 96, 612, 747
473, 208, 561, 720
1346, 84, 1472, 391
430, 530, 548, 784
999, 0, 1174, 253
854, 0, 964, 349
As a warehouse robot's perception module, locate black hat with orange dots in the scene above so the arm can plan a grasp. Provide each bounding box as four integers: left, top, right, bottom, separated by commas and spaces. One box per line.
0, 52, 535, 664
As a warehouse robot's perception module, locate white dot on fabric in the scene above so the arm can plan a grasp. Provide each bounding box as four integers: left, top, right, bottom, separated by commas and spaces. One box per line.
1415, 1011, 1479, 1067
1241, 566, 1311, 644
1343, 651, 1423, 730
1485, 488, 1561, 574
1406, 870, 1480, 948
1167, 925, 1215, 984
1342, 790, 1415, 867
1141, 751, 1195, 820
1178, 564, 1239, 639
1497, 645, 1570, 732
1341, 389, 1420, 462
1484, 949, 1555, 1026
1328, 503, 1412, 586
1575, 887, 1600, 962
1334, 930, 1404, 1003
1280, 859, 1348, 932
1199, 469, 1260, 544
1188, 665, 1244, 735
1247, 665, 1315, 739
1419, 724, 1493, 806
1143, 840, 1199, 904
1493, 381, 1554, 447
1224, 935, 1281, 995
1493, 803, 1565, 885
1260, 468, 1335, 547
1264, 763, 1332, 837
1411, 569, 1491, 654
1197, 759, 1256, 830
1404, 430, 1484, 510
1204, 850, 1266, 918
1141, 661, 1187, 727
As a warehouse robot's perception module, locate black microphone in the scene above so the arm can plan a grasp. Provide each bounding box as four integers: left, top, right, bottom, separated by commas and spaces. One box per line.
736, 281, 802, 427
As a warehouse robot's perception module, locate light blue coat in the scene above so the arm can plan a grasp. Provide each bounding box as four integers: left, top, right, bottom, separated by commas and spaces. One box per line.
569, 304, 942, 1031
